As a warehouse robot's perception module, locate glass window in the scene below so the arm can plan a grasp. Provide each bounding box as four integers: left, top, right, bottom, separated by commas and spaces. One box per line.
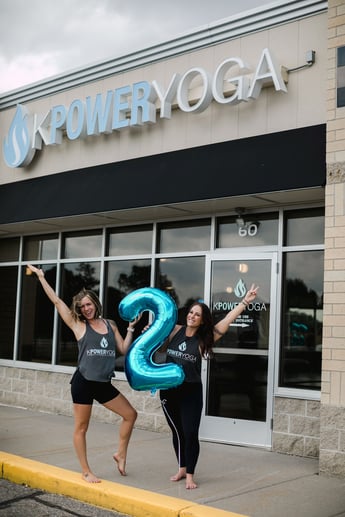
104, 259, 152, 371
217, 212, 278, 248
63, 230, 102, 259
280, 250, 324, 390
0, 238, 20, 262
57, 262, 101, 366
157, 219, 211, 253
338, 46, 345, 67
211, 259, 270, 350
154, 256, 205, 365
337, 87, 345, 108
23, 234, 58, 261
155, 256, 205, 314
284, 208, 324, 246
107, 225, 153, 256
0, 266, 18, 359
18, 265, 56, 363
337, 46, 345, 108
207, 353, 267, 421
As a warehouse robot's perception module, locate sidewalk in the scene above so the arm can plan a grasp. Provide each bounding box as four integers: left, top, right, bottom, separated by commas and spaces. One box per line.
1, 405, 345, 517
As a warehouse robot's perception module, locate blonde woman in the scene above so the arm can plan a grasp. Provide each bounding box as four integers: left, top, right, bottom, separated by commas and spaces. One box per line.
27, 264, 140, 483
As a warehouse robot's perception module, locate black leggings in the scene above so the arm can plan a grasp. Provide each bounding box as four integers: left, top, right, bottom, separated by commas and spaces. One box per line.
160, 382, 203, 475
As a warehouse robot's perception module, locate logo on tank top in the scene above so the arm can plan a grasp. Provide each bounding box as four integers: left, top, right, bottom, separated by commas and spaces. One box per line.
179, 342, 187, 352
100, 337, 109, 348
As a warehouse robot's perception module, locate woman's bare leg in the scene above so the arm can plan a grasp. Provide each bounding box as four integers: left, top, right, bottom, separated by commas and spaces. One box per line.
103, 393, 137, 476
73, 403, 100, 483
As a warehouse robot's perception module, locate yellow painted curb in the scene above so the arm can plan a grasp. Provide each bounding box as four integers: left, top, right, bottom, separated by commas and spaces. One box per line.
0, 451, 247, 517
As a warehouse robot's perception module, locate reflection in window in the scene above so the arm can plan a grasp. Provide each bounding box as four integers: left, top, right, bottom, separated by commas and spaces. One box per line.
211, 260, 270, 350
63, 230, 102, 259
280, 251, 324, 390
23, 234, 59, 261
207, 353, 267, 421
284, 208, 324, 246
0, 266, 18, 359
108, 225, 153, 256
157, 220, 211, 253
217, 212, 278, 248
0, 238, 20, 262
155, 257, 205, 316
57, 262, 101, 366
105, 259, 151, 371
18, 265, 56, 363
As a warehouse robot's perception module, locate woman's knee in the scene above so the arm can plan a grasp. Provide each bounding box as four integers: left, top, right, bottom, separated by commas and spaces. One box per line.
73, 405, 92, 433
104, 396, 137, 422
128, 406, 138, 423
74, 422, 89, 436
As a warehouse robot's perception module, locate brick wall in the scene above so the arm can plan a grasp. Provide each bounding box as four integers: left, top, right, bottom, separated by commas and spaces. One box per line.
0, 365, 169, 433
320, 0, 345, 478
273, 397, 320, 458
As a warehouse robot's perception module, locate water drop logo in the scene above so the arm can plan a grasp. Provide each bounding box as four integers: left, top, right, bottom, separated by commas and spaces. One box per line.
3, 104, 36, 167
100, 337, 109, 348
179, 342, 187, 352
234, 279, 247, 298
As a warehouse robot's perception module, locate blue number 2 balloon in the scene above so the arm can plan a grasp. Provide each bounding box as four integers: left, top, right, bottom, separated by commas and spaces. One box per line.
119, 287, 185, 392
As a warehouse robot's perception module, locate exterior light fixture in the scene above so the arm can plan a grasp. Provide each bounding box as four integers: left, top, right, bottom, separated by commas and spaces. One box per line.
287, 50, 316, 73
235, 207, 246, 227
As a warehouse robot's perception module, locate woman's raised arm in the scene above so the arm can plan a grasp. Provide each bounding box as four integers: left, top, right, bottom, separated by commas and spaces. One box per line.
213, 284, 259, 341
27, 264, 80, 334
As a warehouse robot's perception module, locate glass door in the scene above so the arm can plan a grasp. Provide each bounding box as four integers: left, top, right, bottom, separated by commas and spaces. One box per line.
200, 253, 277, 448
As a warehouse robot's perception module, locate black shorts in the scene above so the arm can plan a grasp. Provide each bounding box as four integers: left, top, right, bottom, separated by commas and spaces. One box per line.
70, 369, 120, 405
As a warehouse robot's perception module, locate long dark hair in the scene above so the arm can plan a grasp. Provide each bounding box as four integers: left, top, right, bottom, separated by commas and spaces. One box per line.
188, 301, 214, 358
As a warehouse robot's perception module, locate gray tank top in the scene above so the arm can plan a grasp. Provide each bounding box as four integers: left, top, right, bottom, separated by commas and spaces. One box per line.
77, 320, 116, 382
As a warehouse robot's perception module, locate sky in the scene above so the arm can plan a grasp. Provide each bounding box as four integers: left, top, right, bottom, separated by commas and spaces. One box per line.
0, 0, 281, 94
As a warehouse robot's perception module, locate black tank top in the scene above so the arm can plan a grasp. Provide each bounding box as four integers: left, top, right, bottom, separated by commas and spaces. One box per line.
165, 327, 202, 383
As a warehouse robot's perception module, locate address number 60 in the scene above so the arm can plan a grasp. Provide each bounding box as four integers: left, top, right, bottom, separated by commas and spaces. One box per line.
238, 223, 258, 237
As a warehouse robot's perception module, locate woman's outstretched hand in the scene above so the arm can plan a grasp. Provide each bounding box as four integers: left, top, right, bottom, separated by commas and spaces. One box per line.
127, 313, 143, 332
131, 314, 142, 326
27, 264, 44, 278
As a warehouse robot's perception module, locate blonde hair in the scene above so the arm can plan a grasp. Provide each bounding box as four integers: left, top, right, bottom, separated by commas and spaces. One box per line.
70, 289, 102, 321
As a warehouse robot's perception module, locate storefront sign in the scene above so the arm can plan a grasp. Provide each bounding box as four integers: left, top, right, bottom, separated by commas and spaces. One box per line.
3, 48, 287, 168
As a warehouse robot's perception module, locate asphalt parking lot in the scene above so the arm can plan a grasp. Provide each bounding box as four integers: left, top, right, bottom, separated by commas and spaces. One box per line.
0, 478, 129, 517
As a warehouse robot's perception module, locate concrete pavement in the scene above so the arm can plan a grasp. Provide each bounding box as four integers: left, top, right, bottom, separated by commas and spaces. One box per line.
1, 405, 345, 517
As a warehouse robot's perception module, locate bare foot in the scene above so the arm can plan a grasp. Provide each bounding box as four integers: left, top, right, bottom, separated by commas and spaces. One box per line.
170, 468, 186, 482
113, 453, 127, 476
82, 472, 101, 483
185, 474, 197, 489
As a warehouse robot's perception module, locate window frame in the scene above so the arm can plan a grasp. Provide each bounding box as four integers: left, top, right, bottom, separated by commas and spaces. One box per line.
0, 207, 324, 400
